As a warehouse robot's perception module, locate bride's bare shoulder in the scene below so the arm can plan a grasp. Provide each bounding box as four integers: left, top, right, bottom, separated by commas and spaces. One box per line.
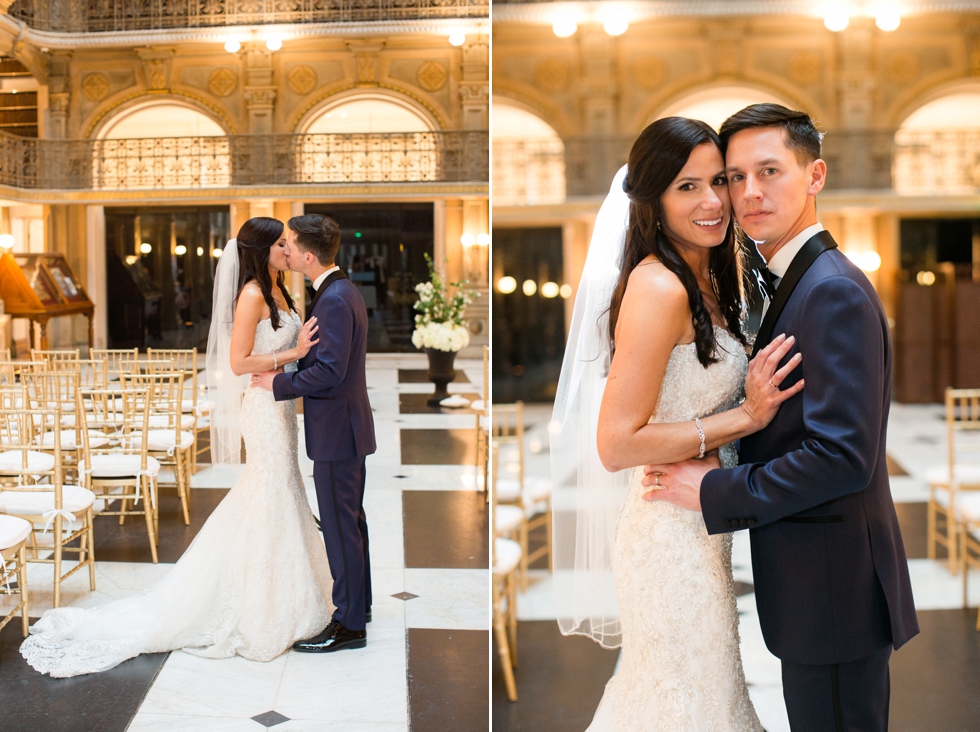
625, 257, 688, 306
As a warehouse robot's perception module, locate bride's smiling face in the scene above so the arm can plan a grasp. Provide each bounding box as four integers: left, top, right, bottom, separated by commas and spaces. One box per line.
268, 234, 290, 272
659, 142, 731, 253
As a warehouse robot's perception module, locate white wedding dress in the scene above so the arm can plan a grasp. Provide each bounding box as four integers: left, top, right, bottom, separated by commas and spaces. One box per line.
587, 326, 763, 732
21, 311, 334, 678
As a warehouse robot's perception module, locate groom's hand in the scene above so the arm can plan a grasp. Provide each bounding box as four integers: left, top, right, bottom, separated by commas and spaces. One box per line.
250, 370, 280, 391
640, 454, 720, 511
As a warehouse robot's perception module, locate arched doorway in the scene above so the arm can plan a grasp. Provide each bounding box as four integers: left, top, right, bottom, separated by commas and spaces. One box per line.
491, 99, 564, 206
95, 101, 230, 190
297, 96, 438, 183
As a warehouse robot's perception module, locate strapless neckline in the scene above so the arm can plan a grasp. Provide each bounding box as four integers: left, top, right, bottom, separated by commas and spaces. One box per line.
259, 308, 297, 323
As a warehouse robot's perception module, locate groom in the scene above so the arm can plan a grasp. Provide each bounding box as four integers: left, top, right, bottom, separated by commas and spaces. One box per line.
642, 105, 918, 730
253, 213, 376, 652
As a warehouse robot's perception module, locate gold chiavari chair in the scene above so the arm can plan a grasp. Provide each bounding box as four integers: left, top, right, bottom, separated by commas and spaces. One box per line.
0, 408, 96, 608
962, 519, 980, 632
927, 388, 980, 573
90, 348, 139, 382
0, 348, 11, 361
30, 349, 80, 363
121, 370, 194, 525
148, 348, 212, 474
474, 345, 489, 500
0, 513, 31, 637
493, 401, 554, 590
81, 387, 160, 562
492, 442, 521, 702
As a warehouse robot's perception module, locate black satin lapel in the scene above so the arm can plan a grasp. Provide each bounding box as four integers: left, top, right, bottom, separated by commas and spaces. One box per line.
309, 269, 347, 312
751, 230, 838, 358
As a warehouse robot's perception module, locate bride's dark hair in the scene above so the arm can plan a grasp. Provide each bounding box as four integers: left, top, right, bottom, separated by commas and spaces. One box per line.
235, 216, 296, 331
608, 116, 748, 367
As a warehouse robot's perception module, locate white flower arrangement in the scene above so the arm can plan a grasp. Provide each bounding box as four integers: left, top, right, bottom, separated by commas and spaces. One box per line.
411, 254, 479, 353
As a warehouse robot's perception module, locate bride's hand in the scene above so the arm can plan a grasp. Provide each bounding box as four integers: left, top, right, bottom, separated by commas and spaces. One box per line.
296, 316, 319, 358
741, 333, 804, 431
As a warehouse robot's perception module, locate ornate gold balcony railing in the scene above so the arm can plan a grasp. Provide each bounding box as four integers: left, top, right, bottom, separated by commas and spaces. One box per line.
0, 130, 488, 190
7, 0, 487, 32
492, 130, 980, 204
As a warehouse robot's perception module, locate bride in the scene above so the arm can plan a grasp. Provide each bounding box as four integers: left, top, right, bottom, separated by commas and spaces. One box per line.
21, 216, 334, 678
552, 118, 802, 730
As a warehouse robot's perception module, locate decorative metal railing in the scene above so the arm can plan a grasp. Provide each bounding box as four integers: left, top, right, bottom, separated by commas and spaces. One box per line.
7, 0, 487, 32
0, 130, 488, 190
492, 130, 980, 203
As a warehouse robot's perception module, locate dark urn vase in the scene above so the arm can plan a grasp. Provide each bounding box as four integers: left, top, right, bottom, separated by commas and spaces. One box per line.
425, 348, 457, 406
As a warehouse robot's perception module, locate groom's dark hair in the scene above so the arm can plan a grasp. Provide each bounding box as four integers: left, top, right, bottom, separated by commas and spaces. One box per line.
288, 214, 341, 265
718, 103, 823, 166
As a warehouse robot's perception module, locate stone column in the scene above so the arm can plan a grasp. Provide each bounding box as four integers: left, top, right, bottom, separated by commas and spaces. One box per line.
86, 205, 107, 349
461, 198, 489, 353
460, 35, 489, 130
243, 43, 276, 134
47, 52, 71, 140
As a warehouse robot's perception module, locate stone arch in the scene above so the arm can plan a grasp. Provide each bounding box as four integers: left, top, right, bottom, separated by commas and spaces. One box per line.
293, 88, 440, 134
86, 92, 235, 139
890, 78, 980, 130
492, 96, 564, 205
490, 80, 576, 140
633, 82, 801, 133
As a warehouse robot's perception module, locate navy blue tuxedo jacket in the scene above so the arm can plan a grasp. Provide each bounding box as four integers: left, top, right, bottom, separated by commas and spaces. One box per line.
701, 231, 918, 665
273, 270, 377, 462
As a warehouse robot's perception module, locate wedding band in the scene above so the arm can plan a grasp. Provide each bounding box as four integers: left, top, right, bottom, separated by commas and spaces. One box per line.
654, 475, 660, 486
768, 379, 775, 388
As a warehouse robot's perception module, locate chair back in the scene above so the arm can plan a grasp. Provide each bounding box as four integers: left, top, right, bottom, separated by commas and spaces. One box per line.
121, 370, 184, 438
147, 348, 198, 404
121, 359, 174, 377
0, 361, 19, 387
492, 401, 525, 487
30, 349, 80, 363
90, 348, 139, 380
947, 388, 980, 482
0, 407, 62, 491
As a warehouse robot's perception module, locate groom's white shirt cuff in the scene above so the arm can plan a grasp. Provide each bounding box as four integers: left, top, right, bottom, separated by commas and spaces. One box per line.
759, 222, 824, 318
312, 265, 340, 292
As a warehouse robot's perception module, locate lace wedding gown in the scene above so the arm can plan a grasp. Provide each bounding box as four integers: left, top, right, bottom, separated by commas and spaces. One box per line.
588, 327, 763, 732
21, 311, 334, 678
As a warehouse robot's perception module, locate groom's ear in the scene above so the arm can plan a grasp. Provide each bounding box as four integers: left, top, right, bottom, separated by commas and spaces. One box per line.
807, 158, 827, 196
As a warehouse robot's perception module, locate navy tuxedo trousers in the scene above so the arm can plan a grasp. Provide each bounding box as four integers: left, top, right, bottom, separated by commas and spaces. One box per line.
313, 456, 372, 631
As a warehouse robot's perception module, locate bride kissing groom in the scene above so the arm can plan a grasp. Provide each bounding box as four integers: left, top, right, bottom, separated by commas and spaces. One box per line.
554, 104, 918, 731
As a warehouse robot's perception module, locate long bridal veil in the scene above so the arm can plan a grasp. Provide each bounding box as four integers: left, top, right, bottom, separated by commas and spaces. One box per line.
551, 165, 633, 649
206, 238, 247, 464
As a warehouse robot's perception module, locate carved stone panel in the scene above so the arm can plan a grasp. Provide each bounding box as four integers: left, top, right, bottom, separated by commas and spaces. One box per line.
287, 64, 318, 95
417, 61, 448, 92
82, 73, 110, 102
534, 58, 569, 93
208, 67, 238, 97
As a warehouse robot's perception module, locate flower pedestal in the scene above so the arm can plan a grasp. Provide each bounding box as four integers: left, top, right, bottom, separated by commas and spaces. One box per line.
425, 348, 457, 406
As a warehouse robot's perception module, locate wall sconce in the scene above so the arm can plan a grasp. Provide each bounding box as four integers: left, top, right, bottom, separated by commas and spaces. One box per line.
449, 32, 466, 47
497, 276, 517, 294
140, 242, 152, 254
560, 284, 572, 298
197, 247, 204, 256
477, 233, 490, 246
265, 37, 283, 51
522, 279, 537, 296
845, 251, 882, 272
213, 247, 224, 258
916, 270, 935, 286
174, 244, 187, 256
125, 255, 138, 265
224, 39, 242, 53
541, 281, 560, 298
0, 234, 14, 250
824, 9, 849, 31
460, 233, 476, 247
552, 15, 578, 38
602, 12, 630, 36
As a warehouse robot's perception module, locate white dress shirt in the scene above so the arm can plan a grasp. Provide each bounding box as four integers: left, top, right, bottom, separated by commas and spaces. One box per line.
760, 223, 824, 318
311, 265, 340, 293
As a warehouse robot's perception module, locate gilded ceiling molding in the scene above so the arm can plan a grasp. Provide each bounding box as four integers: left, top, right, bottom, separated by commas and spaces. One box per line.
83, 88, 239, 138
0, 14, 488, 50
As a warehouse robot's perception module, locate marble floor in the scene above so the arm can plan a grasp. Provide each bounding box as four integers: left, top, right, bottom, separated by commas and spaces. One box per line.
493, 402, 980, 732
0, 353, 489, 732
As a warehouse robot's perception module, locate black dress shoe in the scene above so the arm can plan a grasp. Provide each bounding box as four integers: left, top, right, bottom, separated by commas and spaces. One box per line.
293, 623, 366, 653
292, 620, 340, 651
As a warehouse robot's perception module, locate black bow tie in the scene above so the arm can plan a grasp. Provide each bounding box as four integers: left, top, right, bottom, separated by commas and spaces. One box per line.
756, 266, 779, 301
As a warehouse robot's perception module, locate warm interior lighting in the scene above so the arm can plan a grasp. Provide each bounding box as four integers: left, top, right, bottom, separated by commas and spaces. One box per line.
449, 32, 466, 47
552, 16, 578, 38
224, 39, 241, 53
496, 276, 517, 294
875, 8, 901, 31
213, 247, 223, 258
916, 270, 936, 286
824, 9, 850, 32
125, 255, 138, 265
140, 242, 152, 254
0, 234, 14, 250
196, 246, 204, 256
522, 279, 537, 296
174, 244, 187, 256
859, 251, 882, 272
603, 14, 630, 37
477, 233, 491, 246
265, 37, 283, 51
560, 284, 572, 299
541, 281, 560, 298
460, 233, 476, 247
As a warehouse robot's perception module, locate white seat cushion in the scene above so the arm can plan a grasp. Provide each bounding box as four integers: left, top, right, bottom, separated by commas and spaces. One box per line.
0, 484, 95, 515
493, 537, 522, 575
495, 504, 524, 534
81, 454, 161, 478
0, 450, 55, 472
470, 399, 485, 412
495, 476, 554, 504
0, 514, 31, 550
127, 430, 195, 452
149, 414, 196, 430
37, 430, 111, 450
925, 464, 980, 488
